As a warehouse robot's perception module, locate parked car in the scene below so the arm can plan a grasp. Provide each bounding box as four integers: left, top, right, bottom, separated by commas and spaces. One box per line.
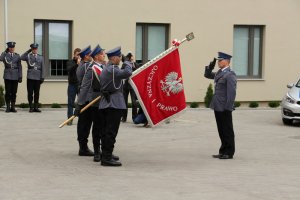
281, 78, 300, 125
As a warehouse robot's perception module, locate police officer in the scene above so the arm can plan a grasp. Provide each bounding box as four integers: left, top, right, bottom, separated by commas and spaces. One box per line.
204, 52, 237, 159
0, 41, 22, 112
75, 45, 94, 156
21, 43, 44, 112
74, 44, 105, 162
99, 46, 132, 166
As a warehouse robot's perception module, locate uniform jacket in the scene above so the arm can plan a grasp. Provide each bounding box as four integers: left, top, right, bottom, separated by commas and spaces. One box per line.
76, 61, 91, 90
77, 61, 104, 107
99, 61, 132, 110
21, 51, 44, 80
204, 66, 237, 111
0, 51, 22, 80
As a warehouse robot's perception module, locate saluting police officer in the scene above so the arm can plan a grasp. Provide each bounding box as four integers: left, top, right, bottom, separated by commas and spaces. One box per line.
0, 41, 22, 112
74, 44, 106, 162
99, 46, 132, 167
21, 43, 44, 112
75, 45, 94, 156
204, 52, 237, 159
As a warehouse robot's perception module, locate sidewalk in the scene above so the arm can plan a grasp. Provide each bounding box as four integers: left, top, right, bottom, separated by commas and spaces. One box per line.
0, 108, 299, 200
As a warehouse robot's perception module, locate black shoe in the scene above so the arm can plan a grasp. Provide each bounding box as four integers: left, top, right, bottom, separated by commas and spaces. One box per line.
5, 107, 10, 113
121, 117, 127, 122
212, 154, 223, 158
101, 158, 122, 167
29, 108, 34, 113
112, 154, 119, 161
10, 103, 17, 112
10, 108, 17, 112
219, 154, 233, 159
93, 153, 101, 162
33, 108, 41, 112
79, 148, 94, 156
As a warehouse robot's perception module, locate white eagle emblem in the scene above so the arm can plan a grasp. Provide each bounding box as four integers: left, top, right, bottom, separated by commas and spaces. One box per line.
160, 72, 183, 96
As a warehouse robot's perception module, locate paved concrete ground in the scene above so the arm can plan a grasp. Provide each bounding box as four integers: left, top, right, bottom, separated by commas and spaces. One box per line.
0, 108, 299, 200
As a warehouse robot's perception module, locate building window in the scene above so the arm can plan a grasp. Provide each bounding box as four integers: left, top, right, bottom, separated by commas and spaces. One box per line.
233, 25, 264, 78
136, 23, 169, 65
34, 20, 72, 78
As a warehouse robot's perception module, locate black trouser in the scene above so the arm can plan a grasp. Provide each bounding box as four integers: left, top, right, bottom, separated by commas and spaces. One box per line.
122, 88, 138, 121
4, 79, 18, 103
90, 106, 102, 149
27, 79, 41, 105
77, 105, 102, 147
214, 110, 235, 156
100, 108, 123, 159
77, 105, 93, 145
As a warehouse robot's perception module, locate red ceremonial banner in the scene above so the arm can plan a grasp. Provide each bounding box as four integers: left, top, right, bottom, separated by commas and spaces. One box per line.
129, 48, 186, 127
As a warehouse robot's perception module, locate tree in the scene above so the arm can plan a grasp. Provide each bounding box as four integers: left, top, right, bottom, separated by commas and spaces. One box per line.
204, 83, 213, 108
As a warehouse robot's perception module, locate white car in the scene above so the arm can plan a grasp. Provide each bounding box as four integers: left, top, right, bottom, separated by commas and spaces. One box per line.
281, 78, 300, 125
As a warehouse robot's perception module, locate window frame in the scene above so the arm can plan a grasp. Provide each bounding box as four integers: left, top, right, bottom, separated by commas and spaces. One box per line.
233, 25, 264, 79
34, 19, 73, 79
136, 23, 170, 65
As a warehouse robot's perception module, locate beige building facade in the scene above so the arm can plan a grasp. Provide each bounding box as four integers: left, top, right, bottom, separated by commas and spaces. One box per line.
1, 0, 300, 105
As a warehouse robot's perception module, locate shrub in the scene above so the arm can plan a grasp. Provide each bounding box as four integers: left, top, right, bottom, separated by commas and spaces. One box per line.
19, 103, 29, 108
190, 102, 199, 108
0, 85, 4, 107
268, 101, 280, 108
127, 102, 132, 108
249, 101, 259, 108
204, 83, 213, 108
51, 103, 61, 108
234, 101, 241, 108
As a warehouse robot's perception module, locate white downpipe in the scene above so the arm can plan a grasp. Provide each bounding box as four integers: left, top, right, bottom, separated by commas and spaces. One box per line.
4, 0, 8, 45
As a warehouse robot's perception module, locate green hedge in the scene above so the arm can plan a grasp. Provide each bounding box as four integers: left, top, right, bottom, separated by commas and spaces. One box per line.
249, 101, 259, 108
19, 103, 29, 108
190, 102, 199, 108
0, 85, 4, 107
51, 103, 62, 108
234, 101, 241, 108
268, 101, 280, 108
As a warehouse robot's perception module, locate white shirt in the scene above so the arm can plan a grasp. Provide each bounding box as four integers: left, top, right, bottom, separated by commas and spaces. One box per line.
221, 66, 230, 72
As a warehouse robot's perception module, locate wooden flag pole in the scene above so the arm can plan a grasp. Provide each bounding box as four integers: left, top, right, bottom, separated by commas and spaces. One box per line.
58, 96, 101, 128
132, 32, 195, 76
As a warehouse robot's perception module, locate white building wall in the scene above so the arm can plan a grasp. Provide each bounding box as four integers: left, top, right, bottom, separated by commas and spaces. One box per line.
1, 0, 300, 104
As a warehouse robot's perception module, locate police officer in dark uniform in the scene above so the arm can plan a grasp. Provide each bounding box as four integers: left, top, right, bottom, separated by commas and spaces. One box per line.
75, 44, 105, 162
204, 52, 237, 159
0, 42, 22, 112
75, 45, 94, 156
99, 46, 132, 167
21, 43, 44, 112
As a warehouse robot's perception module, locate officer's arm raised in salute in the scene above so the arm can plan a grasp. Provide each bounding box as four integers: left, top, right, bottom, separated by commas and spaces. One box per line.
20, 48, 32, 61
204, 58, 217, 79
113, 60, 132, 79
